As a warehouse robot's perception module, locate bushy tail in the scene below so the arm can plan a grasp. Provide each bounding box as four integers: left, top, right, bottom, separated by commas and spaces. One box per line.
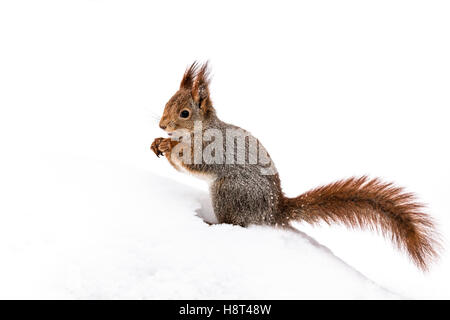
283, 176, 440, 271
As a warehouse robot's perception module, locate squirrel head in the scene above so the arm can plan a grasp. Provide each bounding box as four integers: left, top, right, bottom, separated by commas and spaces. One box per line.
159, 62, 214, 133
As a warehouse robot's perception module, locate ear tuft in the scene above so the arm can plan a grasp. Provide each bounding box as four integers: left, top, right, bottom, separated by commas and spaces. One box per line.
192, 61, 212, 110
180, 61, 199, 90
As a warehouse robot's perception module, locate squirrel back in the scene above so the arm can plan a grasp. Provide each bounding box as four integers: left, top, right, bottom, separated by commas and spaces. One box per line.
151, 62, 441, 271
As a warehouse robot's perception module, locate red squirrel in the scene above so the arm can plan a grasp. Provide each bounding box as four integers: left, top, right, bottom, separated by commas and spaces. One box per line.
151, 62, 440, 271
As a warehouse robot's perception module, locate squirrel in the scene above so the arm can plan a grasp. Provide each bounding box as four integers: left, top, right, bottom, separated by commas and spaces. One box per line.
151, 62, 440, 271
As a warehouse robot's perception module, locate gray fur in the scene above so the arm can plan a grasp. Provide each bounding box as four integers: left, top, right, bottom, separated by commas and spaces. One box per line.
180, 111, 284, 226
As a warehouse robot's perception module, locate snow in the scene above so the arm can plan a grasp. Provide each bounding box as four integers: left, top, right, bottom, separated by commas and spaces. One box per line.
0, 154, 396, 299
1, 0, 450, 299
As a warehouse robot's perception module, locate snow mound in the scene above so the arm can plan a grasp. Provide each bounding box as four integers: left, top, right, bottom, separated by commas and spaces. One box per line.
0, 154, 396, 299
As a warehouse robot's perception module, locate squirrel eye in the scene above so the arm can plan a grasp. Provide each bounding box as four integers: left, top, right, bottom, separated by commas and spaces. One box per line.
180, 110, 190, 118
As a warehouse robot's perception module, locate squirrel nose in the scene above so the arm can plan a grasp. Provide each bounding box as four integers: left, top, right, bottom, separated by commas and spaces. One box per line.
159, 124, 167, 130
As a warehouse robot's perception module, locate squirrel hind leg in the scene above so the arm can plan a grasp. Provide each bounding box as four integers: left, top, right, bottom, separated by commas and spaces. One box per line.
210, 177, 277, 227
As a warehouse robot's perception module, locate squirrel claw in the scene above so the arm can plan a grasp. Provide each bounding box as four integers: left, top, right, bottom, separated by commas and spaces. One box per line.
151, 138, 165, 157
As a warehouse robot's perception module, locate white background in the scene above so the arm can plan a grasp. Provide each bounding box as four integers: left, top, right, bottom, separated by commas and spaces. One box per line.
0, 0, 449, 298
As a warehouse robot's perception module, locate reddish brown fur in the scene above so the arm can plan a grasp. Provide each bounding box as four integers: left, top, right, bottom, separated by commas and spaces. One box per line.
191, 62, 213, 112
281, 176, 440, 270
179, 62, 199, 90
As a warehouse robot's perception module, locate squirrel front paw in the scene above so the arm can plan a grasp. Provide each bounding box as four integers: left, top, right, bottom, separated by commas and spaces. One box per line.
158, 138, 173, 153
151, 137, 173, 157
151, 137, 164, 157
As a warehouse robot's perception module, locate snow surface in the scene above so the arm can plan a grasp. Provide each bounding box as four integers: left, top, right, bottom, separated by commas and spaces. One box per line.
1, 0, 450, 299
0, 155, 396, 299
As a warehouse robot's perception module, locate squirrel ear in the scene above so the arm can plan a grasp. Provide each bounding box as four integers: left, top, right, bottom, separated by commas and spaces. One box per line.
180, 62, 199, 90
192, 62, 212, 111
